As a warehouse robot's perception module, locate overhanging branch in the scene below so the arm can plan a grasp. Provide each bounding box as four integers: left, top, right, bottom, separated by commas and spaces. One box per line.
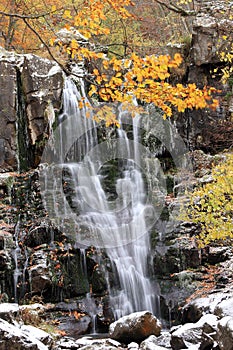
154, 0, 196, 16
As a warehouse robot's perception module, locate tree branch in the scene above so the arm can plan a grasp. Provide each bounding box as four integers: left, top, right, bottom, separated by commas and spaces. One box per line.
22, 18, 103, 86
154, 0, 196, 16
0, 8, 61, 20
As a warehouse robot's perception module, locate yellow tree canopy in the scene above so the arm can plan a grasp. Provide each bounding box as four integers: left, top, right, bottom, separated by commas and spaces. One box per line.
181, 153, 233, 246
0, 0, 220, 125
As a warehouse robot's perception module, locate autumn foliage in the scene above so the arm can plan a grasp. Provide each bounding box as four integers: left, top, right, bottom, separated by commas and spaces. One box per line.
182, 153, 233, 246
0, 0, 219, 124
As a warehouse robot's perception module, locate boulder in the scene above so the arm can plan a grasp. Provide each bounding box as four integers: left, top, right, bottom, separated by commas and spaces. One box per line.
57, 313, 92, 337
0, 318, 48, 350
140, 335, 170, 350
182, 291, 233, 323
170, 314, 218, 350
20, 325, 53, 347
109, 311, 161, 344
0, 303, 19, 322
54, 337, 80, 349
214, 297, 233, 318
217, 316, 233, 350
56, 336, 123, 350
128, 342, 139, 349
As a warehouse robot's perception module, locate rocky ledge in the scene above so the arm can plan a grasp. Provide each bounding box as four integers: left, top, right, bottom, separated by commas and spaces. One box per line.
1, 276, 233, 350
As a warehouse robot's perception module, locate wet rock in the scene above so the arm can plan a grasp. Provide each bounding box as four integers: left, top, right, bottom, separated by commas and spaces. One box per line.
0, 250, 12, 270
21, 54, 63, 147
24, 224, 62, 248
206, 247, 230, 265
0, 229, 14, 250
0, 59, 18, 171
21, 325, 53, 347
0, 50, 63, 171
91, 266, 108, 295
128, 342, 139, 349
29, 250, 52, 295
192, 10, 233, 66
56, 337, 123, 350
140, 335, 170, 350
58, 313, 92, 337
217, 316, 233, 350
0, 318, 48, 350
148, 333, 172, 349
153, 231, 202, 279
55, 337, 80, 349
214, 297, 233, 318
170, 314, 218, 350
0, 303, 19, 322
19, 303, 48, 325
182, 290, 233, 324
109, 311, 161, 344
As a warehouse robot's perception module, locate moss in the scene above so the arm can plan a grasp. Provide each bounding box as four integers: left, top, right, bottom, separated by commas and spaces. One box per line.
49, 248, 90, 302
150, 230, 159, 249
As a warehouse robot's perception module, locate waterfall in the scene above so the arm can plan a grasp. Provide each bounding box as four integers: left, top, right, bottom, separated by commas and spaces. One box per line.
41, 77, 163, 319
13, 219, 22, 302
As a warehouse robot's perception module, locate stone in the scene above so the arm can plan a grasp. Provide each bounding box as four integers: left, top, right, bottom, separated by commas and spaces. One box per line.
90, 266, 108, 295
149, 333, 172, 349
182, 291, 233, 323
109, 311, 161, 344
0, 228, 14, 250
21, 54, 63, 126
128, 342, 139, 349
21, 325, 53, 347
170, 314, 218, 350
57, 313, 92, 337
192, 10, 233, 66
214, 297, 233, 318
0, 318, 48, 350
0, 303, 19, 322
55, 337, 80, 349
217, 316, 233, 350
0, 250, 12, 270
140, 335, 170, 350
28, 250, 52, 295
206, 247, 230, 265
0, 60, 18, 171
0, 50, 63, 172
65, 337, 124, 350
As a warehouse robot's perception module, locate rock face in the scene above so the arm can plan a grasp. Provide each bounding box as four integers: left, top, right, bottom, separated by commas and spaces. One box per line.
0, 49, 63, 172
109, 311, 161, 344
192, 1, 233, 66
174, 1, 233, 153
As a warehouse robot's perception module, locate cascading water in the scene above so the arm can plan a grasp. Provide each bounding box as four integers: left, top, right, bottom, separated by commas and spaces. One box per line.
41, 76, 164, 320
13, 220, 22, 302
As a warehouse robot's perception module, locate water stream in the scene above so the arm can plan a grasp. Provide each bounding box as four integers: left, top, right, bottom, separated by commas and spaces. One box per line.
41, 77, 162, 319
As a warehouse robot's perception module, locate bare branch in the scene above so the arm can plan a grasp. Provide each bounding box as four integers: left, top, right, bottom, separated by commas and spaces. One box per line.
22, 18, 70, 75
22, 18, 102, 86
0, 8, 61, 20
154, 0, 196, 16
